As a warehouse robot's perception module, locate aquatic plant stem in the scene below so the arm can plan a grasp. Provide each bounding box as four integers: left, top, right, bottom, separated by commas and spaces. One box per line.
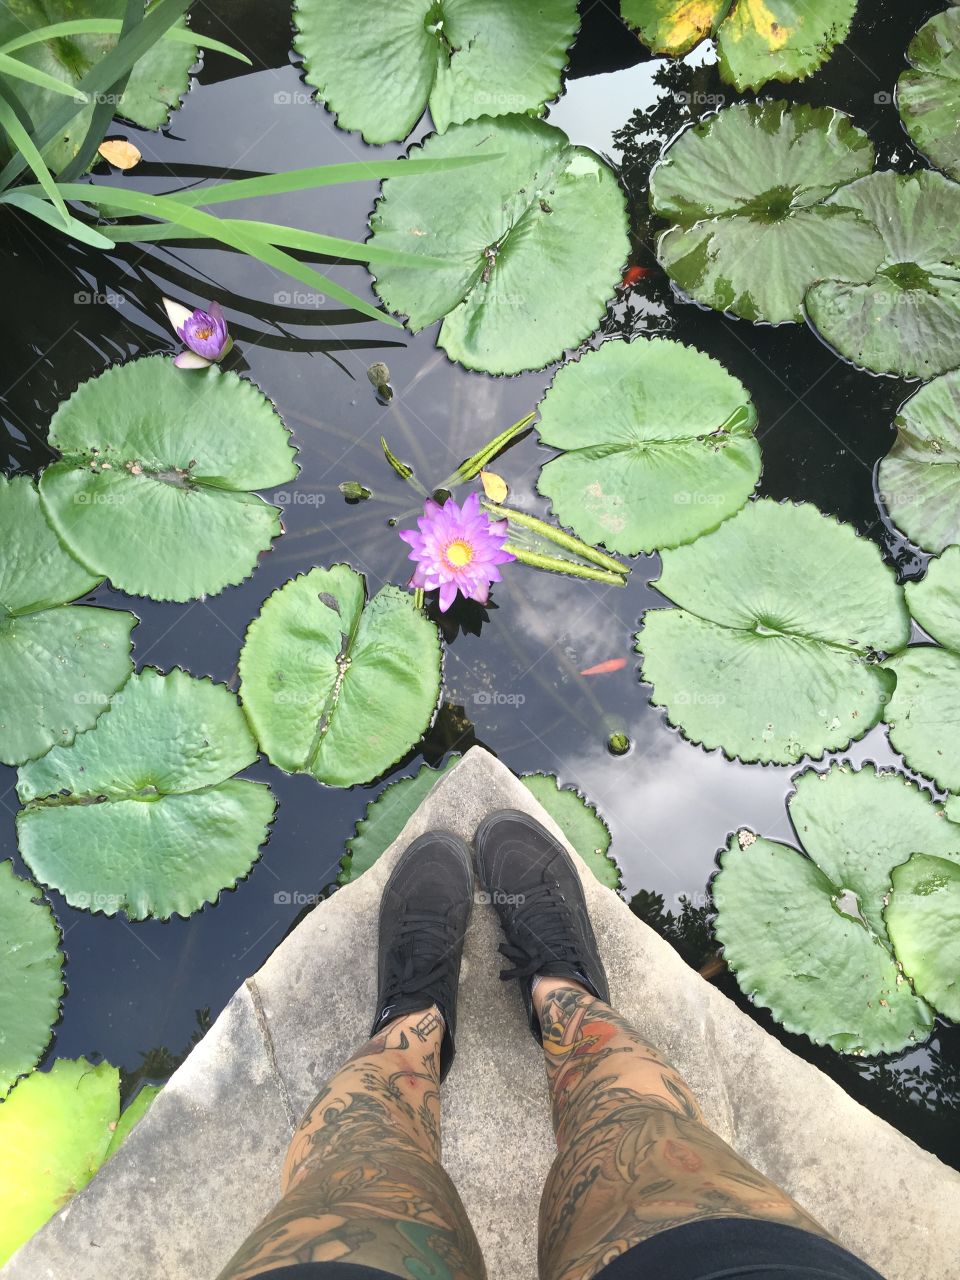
482, 501, 628, 577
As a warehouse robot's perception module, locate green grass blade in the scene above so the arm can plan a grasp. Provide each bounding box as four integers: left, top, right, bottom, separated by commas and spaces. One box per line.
0, 52, 90, 99
0, 88, 69, 224
49, 182, 400, 324
0, 19, 251, 64
0, 0, 192, 191
104, 215, 454, 268
0, 189, 115, 247
160, 154, 502, 206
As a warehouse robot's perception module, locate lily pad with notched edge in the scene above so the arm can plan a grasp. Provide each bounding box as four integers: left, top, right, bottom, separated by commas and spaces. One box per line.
787, 761, 960, 939
339, 755, 621, 887
0, 1059, 158, 1266
713, 828, 934, 1056
16, 668, 276, 921
882, 647, 960, 794
0, 0, 199, 173
898, 7, 960, 182
294, 0, 580, 144
805, 170, 960, 379
368, 116, 629, 374
239, 566, 442, 788
536, 338, 759, 553
886, 853, 960, 1022
905, 545, 960, 652
39, 357, 298, 602
878, 371, 960, 553
0, 474, 135, 766
621, 0, 858, 90
650, 101, 882, 325
0, 861, 64, 1099
636, 500, 909, 764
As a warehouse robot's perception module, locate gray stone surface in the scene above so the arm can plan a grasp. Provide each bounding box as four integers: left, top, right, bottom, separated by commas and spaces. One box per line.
5, 746, 960, 1280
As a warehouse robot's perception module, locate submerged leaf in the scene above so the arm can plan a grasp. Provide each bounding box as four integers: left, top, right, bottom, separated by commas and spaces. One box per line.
17, 668, 276, 921
898, 7, 960, 182
650, 101, 881, 325
294, 0, 580, 143
622, 0, 858, 90
804, 170, 960, 379
39, 357, 298, 602
886, 854, 960, 1023
0, 861, 64, 1099
878, 371, 960, 552
637, 500, 909, 764
536, 338, 759, 553
239, 566, 442, 787
368, 116, 629, 374
0, 474, 135, 766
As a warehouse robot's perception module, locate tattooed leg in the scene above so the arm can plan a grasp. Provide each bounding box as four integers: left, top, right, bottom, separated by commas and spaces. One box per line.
534, 979, 829, 1280
216, 1005, 486, 1280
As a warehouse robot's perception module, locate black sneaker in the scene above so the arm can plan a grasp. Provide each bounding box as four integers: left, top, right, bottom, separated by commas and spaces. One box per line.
474, 809, 609, 1041
370, 830, 473, 1081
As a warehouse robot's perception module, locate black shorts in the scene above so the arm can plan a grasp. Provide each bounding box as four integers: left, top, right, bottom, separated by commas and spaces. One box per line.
243, 1217, 885, 1279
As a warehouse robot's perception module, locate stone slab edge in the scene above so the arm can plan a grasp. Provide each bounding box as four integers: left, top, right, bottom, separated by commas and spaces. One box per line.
5, 746, 959, 1280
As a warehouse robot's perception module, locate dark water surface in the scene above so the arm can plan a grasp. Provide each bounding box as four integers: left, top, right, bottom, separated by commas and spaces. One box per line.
1, 0, 958, 1166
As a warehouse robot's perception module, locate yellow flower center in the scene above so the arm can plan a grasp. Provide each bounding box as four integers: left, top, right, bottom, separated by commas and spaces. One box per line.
445, 539, 473, 568
194, 325, 214, 340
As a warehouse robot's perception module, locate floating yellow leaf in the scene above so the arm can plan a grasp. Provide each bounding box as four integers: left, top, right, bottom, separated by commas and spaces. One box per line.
480, 470, 508, 502
97, 139, 142, 170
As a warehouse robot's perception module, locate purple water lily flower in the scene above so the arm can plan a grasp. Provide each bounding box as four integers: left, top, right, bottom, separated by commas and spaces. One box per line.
162, 297, 233, 369
399, 491, 515, 612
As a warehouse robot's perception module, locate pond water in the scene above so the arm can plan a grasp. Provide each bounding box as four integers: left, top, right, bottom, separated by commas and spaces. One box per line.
1, 0, 957, 1167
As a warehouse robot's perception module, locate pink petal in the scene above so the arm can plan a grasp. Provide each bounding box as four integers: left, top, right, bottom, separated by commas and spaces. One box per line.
438, 581, 459, 612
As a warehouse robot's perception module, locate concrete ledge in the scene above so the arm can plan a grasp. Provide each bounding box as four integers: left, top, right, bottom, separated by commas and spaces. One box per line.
5, 747, 960, 1279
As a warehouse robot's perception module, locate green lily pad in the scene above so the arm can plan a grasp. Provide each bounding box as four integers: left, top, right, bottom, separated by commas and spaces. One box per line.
805, 170, 960, 379
886, 853, 960, 1022
714, 828, 934, 1056
905, 545, 960, 651
16, 667, 276, 921
788, 761, 960, 939
340, 755, 621, 888
0, 1058, 158, 1265
368, 116, 629, 374
898, 7, 960, 182
650, 101, 882, 325
621, 0, 857, 90
104, 1083, 161, 1160
637, 500, 909, 764
0, 861, 64, 1099
239, 566, 442, 788
521, 773, 620, 890
0, 475, 136, 766
39, 357, 298, 603
535, 338, 759, 554
0, 0, 198, 173
883, 647, 960, 794
878, 371, 960, 553
294, 0, 580, 144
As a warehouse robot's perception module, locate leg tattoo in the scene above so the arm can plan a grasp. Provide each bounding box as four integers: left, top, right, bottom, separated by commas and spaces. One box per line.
534, 980, 828, 1280
216, 1007, 486, 1280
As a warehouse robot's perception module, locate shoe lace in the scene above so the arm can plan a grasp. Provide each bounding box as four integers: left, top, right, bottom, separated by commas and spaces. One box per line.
497, 878, 582, 984
383, 908, 461, 1002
